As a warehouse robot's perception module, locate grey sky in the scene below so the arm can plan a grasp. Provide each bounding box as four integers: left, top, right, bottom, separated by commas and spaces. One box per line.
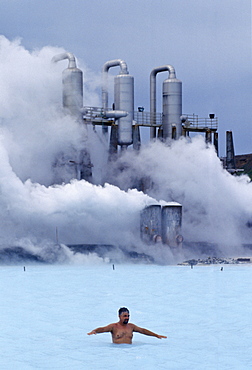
0, 0, 251, 155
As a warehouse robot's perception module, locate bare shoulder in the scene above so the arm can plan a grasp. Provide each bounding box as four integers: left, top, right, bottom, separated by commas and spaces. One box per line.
102, 322, 116, 332
107, 322, 117, 330
130, 323, 141, 332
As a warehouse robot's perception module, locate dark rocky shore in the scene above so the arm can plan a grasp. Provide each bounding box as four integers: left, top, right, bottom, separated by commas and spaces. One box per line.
178, 256, 252, 266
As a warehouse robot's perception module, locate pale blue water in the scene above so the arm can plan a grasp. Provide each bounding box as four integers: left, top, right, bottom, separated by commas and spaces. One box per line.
0, 263, 251, 369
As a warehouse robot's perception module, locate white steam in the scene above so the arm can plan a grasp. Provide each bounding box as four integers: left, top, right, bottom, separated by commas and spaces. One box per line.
0, 36, 154, 255
113, 138, 252, 251
0, 36, 96, 185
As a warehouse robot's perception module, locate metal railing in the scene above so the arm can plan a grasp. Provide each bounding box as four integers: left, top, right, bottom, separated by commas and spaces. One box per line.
182, 114, 218, 130
82, 107, 163, 127
82, 107, 218, 130
134, 111, 162, 126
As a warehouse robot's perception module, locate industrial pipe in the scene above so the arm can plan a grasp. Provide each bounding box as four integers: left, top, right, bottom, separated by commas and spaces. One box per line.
51, 53, 92, 182
102, 59, 129, 111
52, 52, 83, 117
150, 65, 180, 139
102, 59, 134, 146
103, 110, 128, 119
51, 52, 77, 69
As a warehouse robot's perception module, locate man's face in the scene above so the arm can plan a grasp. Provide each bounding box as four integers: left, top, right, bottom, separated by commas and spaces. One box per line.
119, 311, 130, 325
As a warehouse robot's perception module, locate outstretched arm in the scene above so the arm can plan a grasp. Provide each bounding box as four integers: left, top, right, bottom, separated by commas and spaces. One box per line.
87, 324, 113, 335
133, 325, 167, 339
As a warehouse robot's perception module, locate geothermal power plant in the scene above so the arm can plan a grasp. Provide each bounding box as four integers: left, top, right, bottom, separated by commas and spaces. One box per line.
52, 52, 218, 154
52, 52, 221, 250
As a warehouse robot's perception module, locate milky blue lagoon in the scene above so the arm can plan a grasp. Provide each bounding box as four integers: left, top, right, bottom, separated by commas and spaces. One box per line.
0, 263, 251, 369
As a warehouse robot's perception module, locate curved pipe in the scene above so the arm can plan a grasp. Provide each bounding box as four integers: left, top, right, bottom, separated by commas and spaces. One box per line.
102, 59, 129, 75
102, 59, 129, 111
150, 65, 176, 139
51, 52, 77, 69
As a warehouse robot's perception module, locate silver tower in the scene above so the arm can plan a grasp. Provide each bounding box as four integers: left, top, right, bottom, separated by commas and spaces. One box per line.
150, 65, 182, 140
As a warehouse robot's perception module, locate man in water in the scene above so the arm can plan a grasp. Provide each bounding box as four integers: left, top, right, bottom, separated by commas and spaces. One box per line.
87, 307, 167, 344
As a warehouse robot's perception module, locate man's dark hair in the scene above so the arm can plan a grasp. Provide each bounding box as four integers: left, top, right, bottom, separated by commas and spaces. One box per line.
118, 307, 129, 316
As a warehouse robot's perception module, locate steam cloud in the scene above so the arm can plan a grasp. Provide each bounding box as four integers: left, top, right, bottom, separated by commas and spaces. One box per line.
0, 36, 251, 263
111, 138, 252, 250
